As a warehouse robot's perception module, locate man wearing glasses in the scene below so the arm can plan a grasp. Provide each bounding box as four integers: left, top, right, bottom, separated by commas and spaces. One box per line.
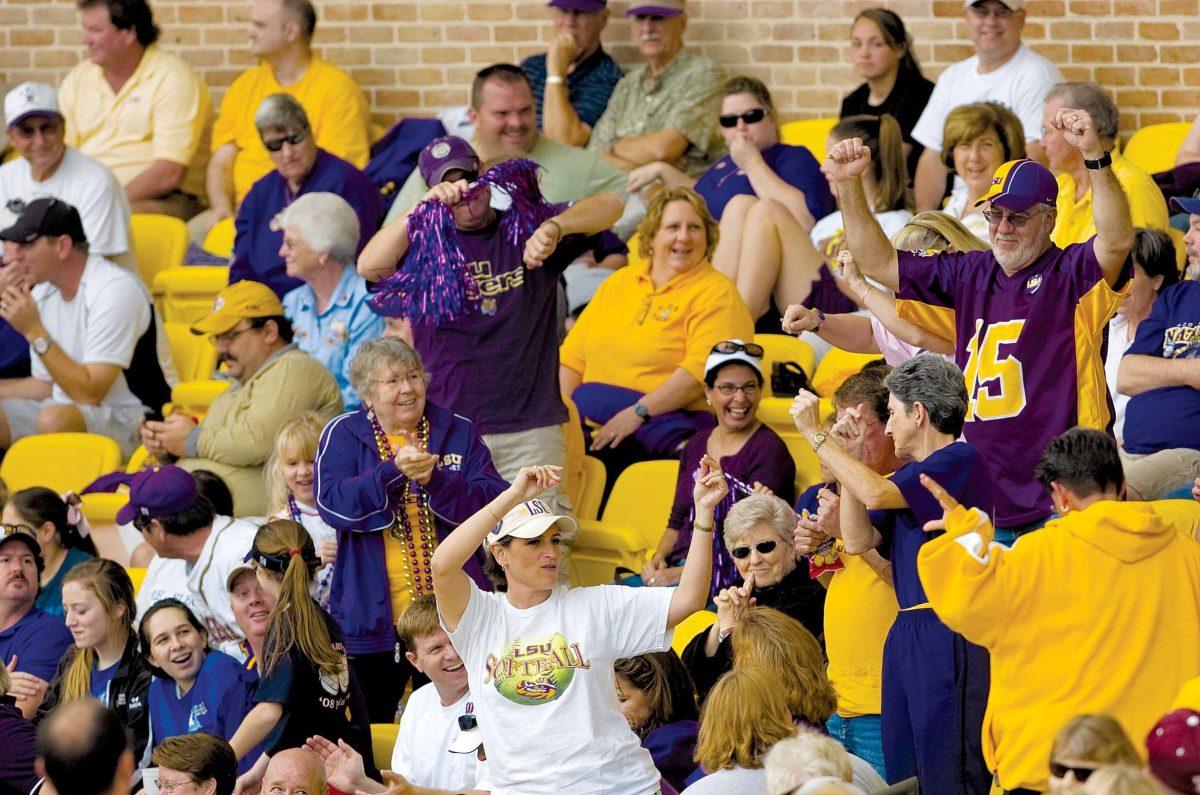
829, 106, 1134, 546
139, 280, 341, 515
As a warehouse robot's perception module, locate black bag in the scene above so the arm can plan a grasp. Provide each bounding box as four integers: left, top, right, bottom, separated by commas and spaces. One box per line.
771, 361, 810, 397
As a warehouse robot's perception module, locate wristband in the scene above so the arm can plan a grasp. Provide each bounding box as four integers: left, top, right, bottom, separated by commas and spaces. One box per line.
1084, 152, 1112, 170
546, 75, 565, 85
693, 520, 715, 534
814, 309, 826, 333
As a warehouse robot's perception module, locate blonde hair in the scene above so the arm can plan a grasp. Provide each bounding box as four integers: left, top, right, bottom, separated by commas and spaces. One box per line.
265, 411, 325, 514
892, 211, 989, 254
1052, 714, 1141, 768
635, 186, 720, 263
940, 101, 1027, 171
254, 519, 343, 676
695, 667, 797, 772
763, 727, 854, 794
60, 560, 136, 702
734, 607, 838, 724
1083, 765, 1166, 795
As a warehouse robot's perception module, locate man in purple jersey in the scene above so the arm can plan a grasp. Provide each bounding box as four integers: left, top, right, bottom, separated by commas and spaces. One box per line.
827, 106, 1133, 544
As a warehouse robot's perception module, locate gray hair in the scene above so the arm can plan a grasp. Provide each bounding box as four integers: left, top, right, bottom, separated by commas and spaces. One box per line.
254, 93, 310, 136
884, 354, 968, 437
722, 494, 796, 551
273, 192, 360, 265
763, 727, 854, 795
1046, 81, 1119, 142
348, 337, 429, 405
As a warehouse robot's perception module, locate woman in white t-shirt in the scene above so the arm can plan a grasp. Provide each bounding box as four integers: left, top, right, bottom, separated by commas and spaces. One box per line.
939, 102, 1026, 244
432, 461, 725, 795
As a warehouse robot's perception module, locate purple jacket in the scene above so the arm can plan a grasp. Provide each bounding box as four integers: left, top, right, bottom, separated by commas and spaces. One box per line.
314, 402, 506, 654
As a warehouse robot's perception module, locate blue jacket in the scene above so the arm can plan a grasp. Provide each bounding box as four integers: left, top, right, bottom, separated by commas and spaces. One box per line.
314, 402, 506, 654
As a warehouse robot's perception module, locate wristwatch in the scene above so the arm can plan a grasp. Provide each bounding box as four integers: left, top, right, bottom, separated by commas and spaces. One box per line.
1084, 152, 1112, 170
810, 429, 830, 452
633, 402, 651, 421
30, 335, 51, 356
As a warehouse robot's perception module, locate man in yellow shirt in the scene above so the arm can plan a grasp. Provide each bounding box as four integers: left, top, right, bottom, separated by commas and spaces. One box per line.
206, 0, 370, 226
59, 0, 212, 220
1044, 82, 1168, 247
917, 428, 1200, 792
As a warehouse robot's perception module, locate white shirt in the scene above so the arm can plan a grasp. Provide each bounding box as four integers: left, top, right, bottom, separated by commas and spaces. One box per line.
943, 183, 993, 244
911, 44, 1063, 153
811, 209, 914, 291
31, 254, 149, 409
444, 582, 674, 795
391, 684, 480, 790
0, 148, 132, 260
1107, 313, 1134, 441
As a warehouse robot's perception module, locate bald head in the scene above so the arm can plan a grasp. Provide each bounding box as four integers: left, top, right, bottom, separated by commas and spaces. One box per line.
263, 748, 327, 795
38, 700, 133, 795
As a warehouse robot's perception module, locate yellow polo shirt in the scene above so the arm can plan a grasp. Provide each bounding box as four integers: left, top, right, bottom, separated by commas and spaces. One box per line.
212, 56, 371, 203
1051, 150, 1169, 248
825, 550, 899, 717
559, 261, 753, 412
59, 45, 212, 198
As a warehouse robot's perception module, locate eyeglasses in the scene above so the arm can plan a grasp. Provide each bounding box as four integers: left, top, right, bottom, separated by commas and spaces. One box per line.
154, 777, 197, 794
210, 324, 259, 345
968, 2, 1015, 19
731, 540, 778, 559
372, 371, 424, 389
711, 340, 765, 357
262, 130, 309, 152
718, 108, 767, 128
1, 523, 35, 537
714, 382, 760, 397
981, 207, 1042, 228
1049, 761, 1099, 782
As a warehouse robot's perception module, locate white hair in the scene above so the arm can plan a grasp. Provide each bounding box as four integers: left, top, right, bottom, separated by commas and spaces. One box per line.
273, 191, 360, 265
723, 493, 796, 551
764, 728, 854, 795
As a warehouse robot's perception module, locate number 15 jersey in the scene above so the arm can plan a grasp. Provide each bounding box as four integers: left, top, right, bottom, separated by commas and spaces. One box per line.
895, 242, 1129, 526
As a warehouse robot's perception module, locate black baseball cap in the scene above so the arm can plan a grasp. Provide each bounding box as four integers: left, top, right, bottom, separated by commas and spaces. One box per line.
0, 197, 86, 245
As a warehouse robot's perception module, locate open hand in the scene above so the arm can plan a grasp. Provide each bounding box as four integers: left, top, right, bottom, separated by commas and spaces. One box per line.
305, 735, 368, 794
394, 445, 438, 485
589, 405, 642, 451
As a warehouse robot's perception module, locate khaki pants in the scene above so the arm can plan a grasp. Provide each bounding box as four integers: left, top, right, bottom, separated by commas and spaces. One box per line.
481, 424, 572, 518
1119, 447, 1200, 500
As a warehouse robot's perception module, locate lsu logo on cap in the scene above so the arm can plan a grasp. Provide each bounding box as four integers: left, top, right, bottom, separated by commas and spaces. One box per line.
430, 141, 451, 159
518, 499, 551, 519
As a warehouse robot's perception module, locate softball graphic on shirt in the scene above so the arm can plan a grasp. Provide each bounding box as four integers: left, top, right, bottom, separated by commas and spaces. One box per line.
485, 633, 591, 706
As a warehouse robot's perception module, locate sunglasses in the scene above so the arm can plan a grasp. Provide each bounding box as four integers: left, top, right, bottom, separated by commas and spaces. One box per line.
731, 540, 777, 559
711, 340, 765, 357
981, 207, 1042, 228
1049, 761, 1099, 782
1, 523, 35, 537
262, 130, 309, 152
719, 108, 767, 128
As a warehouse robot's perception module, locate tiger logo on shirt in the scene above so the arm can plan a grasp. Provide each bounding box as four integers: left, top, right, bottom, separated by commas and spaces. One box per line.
484, 633, 591, 706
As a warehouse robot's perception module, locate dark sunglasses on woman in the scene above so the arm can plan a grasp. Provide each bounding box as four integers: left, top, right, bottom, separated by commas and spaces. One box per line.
731, 540, 777, 560
718, 108, 767, 128
263, 130, 309, 152
711, 340, 765, 358
1048, 760, 1099, 782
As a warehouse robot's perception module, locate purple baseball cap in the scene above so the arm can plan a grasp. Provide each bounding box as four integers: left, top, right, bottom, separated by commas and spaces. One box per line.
973, 159, 1059, 213
1147, 709, 1200, 793
549, 0, 607, 10
115, 465, 200, 525
627, 0, 685, 16
1172, 196, 1200, 216
419, 136, 482, 188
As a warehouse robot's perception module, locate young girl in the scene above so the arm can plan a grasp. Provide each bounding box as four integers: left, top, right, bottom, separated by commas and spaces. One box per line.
227, 519, 375, 791
3, 487, 96, 618
615, 652, 702, 794
266, 412, 337, 606
140, 598, 258, 772
38, 560, 151, 765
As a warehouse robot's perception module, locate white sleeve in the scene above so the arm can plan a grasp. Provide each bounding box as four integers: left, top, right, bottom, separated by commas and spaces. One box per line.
587, 585, 675, 659
79, 169, 133, 257
390, 708, 417, 779
1011, 56, 1064, 143
82, 274, 149, 367
910, 72, 955, 151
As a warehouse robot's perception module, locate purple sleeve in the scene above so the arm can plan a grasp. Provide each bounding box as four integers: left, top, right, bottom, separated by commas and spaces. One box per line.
896, 250, 975, 309
892, 444, 993, 528
422, 425, 509, 524
772, 146, 836, 222
347, 171, 385, 256
314, 420, 407, 533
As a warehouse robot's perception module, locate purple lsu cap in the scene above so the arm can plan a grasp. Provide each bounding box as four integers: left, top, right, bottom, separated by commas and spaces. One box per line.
419, 135, 482, 188
973, 159, 1059, 213
627, 0, 685, 16
1171, 196, 1200, 216
549, 0, 607, 10
115, 465, 200, 525
1147, 709, 1200, 793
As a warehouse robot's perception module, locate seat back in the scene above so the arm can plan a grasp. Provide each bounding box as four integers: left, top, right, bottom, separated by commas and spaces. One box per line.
601, 459, 680, 551
671, 609, 717, 656
164, 322, 218, 383
757, 398, 827, 493
779, 117, 839, 163
153, 266, 231, 325
563, 396, 585, 516
203, 216, 237, 259
370, 723, 399, 771
130, 214, 188, 288
125, 566, 147, 597
0, 433, 122, 494
170, 380, 232, 420
576, 456, 606, 522
812, 348, 882, 397
754, 333, 816, 396
1123, 121, 1192, 176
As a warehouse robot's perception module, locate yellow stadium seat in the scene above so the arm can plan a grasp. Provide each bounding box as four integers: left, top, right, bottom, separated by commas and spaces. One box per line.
126, 445, 153, 474
203, 216, 236, 259
370, 723, 399, 770
779, 117, 838, 164
153, 266, 230, 325
80, 492, 129, 525
570, 460, 679, 586
126, 566, 147, 596
563, 397, 585, 518
754, 334, 816, 396
812, 348, 882, 398
0, 433, 122, 494
757, 398, 827, 493
1123, 122, 1191, 176
1154, 499, 1200, 539
576, 456, 606, 522
165, 322, 218, 383
170, 380, 231, 420
131, 213, 188, 288
671, 609, 718, 657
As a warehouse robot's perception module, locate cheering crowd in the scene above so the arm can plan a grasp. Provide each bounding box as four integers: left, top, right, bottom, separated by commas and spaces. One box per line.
3, 0, 1200, 793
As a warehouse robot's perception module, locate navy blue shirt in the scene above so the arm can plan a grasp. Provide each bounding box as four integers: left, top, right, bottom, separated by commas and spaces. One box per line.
149, 650, 258, 771
1123, 280, 1200, 454
0, 322, 27, 375
90, 658, 119, 700
0, 698, 38, 795
230, 149, 384, 298
694, 143, 836, 223
876, 442, 994, 609
522, 48, 623, 130
0, 607, 72, 683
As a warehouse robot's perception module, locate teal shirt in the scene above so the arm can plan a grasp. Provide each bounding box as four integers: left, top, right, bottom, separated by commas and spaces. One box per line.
36, 547, 94, 618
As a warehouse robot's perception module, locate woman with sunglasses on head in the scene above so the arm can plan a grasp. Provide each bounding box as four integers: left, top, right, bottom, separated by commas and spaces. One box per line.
1047, 715, 1141, 792
641, 341, 794, 596
2, 487, 96, 619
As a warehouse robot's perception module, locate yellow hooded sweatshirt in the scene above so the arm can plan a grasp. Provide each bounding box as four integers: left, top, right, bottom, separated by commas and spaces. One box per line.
917, 500, 1200, 791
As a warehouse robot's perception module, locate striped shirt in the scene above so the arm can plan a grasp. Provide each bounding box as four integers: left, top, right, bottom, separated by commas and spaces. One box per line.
521, 47, 623, 129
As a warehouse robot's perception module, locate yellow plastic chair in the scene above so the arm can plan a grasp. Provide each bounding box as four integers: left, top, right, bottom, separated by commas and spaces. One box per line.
754, 334, 816, 394
164, 322, 218, 383
203, 216, 236, 259
779, 117, 838, 164
125, 566, 147, 596
563, 397, 586, 517
125, 445, 153, 474
170, 380, 231, 420
1122, 122, 1191, 176
811, 348, 882, 398
370, 723, 399, 770
130, 214, 188, 288
671, 609, 718, 657
756, 398, 827, 493
576, 456, 606, 522
152, 266, 230, 325
80, 492, 129, 525
0, 433, 122, 494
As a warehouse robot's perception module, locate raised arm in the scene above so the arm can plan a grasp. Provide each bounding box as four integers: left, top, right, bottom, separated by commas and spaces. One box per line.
781, 303, 880, 355
667, 454, 722, 628
523, 192, 625, 269
824, 140, 900, 291
838, 250, 954, 354
358, 180, 473, 282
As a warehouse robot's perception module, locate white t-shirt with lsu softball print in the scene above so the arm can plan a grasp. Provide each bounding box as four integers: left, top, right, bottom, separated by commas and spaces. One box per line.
444, 581, 675, 795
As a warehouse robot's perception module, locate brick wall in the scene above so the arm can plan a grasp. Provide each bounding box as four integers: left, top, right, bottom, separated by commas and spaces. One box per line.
0, 0, 1196, 140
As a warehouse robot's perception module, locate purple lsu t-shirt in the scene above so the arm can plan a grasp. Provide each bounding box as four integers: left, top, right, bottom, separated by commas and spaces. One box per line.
410, 205, 593, 434
895, 242, 1129, 526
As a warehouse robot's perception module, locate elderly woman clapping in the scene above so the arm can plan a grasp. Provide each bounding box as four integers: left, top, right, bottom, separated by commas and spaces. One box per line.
277, 192, 384, 410
680, 493, 825, 698
314, 337, 507, 723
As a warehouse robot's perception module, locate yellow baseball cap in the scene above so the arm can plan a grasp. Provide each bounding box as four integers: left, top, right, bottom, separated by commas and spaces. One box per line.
190, 280, 285, 336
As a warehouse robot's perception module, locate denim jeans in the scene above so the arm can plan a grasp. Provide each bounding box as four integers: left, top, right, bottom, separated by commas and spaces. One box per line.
993, 515, 1054, 548
827, 713, 887, 780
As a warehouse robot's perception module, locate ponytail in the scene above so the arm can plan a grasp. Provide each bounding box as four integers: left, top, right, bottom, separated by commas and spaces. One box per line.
830, 113, 912, 213
60, 559, 136, 702
10, 487, 98, 557
253, 520, 342, 676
